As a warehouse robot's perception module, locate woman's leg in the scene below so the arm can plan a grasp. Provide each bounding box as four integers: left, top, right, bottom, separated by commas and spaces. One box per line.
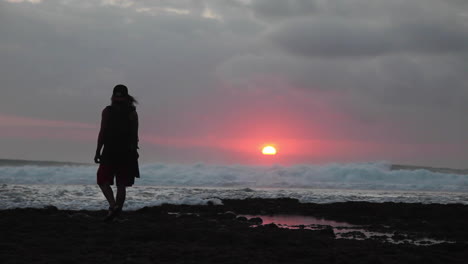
116, 186, 126, 209
97, 165, 116, 209
99, 184, 116, 209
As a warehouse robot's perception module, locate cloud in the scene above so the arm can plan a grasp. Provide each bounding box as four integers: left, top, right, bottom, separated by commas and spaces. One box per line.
218, 0, 468, 128
0, 114, 96, 129
0, 0, 467, 166
5, 0, 41, 3
100, 0, 133, 8
269, 18, 468, 58
264, 0, 468, 58
251, 0, 316, 20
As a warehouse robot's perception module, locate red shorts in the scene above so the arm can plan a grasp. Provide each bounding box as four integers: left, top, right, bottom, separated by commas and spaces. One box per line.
97, 163, 134, 187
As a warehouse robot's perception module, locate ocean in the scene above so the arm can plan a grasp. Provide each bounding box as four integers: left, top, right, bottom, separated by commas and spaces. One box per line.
1, 160, 468, 210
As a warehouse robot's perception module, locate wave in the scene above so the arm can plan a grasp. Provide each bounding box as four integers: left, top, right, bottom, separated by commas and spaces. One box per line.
2, 185, 467, 210
0, 162, 467, 192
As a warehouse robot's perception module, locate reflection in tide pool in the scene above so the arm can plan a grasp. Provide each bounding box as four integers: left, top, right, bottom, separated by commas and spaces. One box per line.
243, 214, 452, 246
243, 214, 354, 227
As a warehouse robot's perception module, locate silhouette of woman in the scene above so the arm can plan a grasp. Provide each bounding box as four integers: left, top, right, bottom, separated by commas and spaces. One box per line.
94, 84, 139, 221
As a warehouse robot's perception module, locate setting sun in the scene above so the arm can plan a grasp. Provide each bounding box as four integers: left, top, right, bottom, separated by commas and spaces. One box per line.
262, 146, 277, 155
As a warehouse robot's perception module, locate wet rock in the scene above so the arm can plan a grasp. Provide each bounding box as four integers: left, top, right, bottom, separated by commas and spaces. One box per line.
340, 231, 366, 239
176, 213, 199, 219
392, 232, 406, 241
224, 211, 237, 219
135, 206, 164, 215
368, 224, 388, 231
43, 205, 58, 212
418, 240, 432, 245
217, 227, 229, 233
264, 223, 278, 229
217, 211, 237, 220
248, 217, 263, 225
318, 226, 335, 238
366, 255, 383, 264
370, 235, 388, 242
68, 213, 92, 219
236, 216, 248, 222
2, 199, 468, 263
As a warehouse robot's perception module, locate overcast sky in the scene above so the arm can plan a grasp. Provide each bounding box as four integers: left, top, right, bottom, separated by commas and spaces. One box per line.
1, 0, 467, 167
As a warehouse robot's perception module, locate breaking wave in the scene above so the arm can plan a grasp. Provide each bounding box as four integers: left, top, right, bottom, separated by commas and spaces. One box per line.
1, 162, 467, 192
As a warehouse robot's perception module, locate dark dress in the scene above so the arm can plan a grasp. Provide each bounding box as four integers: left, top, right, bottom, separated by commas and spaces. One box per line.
101, 103, 140, 179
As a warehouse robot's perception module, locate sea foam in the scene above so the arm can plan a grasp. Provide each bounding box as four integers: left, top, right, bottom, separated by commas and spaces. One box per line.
1, 162, 467, 192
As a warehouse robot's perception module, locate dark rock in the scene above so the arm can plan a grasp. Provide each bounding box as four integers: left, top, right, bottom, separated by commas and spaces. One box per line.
418, 240, 432, 245
43, 205, 58, 212
340, 231, 366, 239
68, 213, 92, 219
318, 227, 335, 238
370, 235, 388, 242
264, 223, 278, 229
217, 211, 237, 220
2, 199, 468, 264
248, 217, 263, 225
176, 213, 199, 219
224, 211, 237, 218
236, 216, 248, 222
392, 232, 406, 241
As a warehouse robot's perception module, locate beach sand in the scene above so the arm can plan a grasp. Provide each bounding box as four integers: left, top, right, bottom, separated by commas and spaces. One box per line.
1, 198, 467, 264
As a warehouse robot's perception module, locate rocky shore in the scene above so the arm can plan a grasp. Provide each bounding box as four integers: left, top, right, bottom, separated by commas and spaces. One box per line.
1, 198, 467, 263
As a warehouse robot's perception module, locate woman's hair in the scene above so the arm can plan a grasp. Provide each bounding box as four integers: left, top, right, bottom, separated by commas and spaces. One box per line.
127, 94, 138, 106
111, 84, 138, 107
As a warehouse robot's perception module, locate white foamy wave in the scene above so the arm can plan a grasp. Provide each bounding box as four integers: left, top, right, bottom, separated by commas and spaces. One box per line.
1, 185, 468, 210
0, 162, 467, 192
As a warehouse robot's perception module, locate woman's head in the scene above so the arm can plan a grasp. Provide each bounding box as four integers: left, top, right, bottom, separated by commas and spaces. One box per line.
111, 84, 138, 106
113, 84, 128, 98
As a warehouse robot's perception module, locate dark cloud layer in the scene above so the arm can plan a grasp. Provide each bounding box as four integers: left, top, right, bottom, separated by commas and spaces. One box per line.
269, 18, 468, 57
1, 0, 467, 167
252, 0, 316, 20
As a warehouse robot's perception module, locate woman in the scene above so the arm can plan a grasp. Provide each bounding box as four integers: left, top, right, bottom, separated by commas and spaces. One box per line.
94, 84, 139, 221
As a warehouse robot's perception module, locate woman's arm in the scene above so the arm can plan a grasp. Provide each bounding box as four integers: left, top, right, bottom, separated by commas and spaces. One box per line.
94, 108, 109, 163
130, 110, 139, 150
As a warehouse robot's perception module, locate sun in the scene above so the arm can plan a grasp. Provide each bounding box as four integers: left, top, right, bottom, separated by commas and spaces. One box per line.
262, 145, 277, 155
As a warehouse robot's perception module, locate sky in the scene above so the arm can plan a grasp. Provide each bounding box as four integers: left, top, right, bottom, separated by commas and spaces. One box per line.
1, 0, 467, 168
